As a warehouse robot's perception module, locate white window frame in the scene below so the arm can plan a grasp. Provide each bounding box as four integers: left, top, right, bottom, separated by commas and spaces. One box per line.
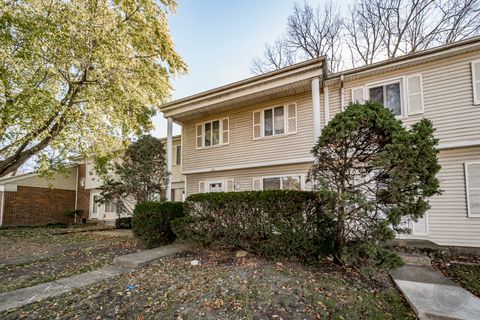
195, 117, 229, 149
252, 102, 297, 140
365, 77, 406, 118
465, 162, 480, 218
104, 200, 116, 214
174, 145, 181, 165
206, 179, 225, 193
472, 60, 480, 105
258, 174, 306, 191
412, 213, 429, 236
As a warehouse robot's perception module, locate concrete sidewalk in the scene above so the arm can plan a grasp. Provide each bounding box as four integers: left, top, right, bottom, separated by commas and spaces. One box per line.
391, 256, 480, 320
0, 242, 190, 312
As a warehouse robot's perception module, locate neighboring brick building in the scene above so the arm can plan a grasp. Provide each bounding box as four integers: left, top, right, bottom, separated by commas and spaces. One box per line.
0, 167, 77, 227
0, 136, 186, 227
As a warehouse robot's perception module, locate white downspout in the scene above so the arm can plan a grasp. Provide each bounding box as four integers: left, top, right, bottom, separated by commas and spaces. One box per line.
311, 77, 321, 142
340, 74, 345, 112
166, 117, 173, 201
74, 164, 79, 223
324, 85, 330, 124
0, 188, 4, 227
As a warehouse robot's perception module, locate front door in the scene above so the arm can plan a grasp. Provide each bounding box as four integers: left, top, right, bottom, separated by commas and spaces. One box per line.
90, 192, 102, 219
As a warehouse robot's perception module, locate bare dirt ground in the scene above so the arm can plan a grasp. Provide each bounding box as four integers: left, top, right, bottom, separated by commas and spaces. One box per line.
0, 248, 414, 319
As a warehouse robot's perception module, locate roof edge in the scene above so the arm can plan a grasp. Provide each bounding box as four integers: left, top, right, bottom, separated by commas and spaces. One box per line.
161, 57, 325, 110
326, 36, 480, 81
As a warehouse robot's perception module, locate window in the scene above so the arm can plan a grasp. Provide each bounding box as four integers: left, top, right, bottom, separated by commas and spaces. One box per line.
465, 162, 480, 217
253, 103, 297, 139
208, 181, 224, 193
196, 118, 229, 148
105, 200, 116, 213
368, 82, 402, 116
175, 145, 181, 165
261, 175, 302, 190
472, 60, 480, 105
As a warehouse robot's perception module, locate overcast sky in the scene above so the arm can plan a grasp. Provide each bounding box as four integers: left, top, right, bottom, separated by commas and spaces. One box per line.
153, 0, 353, 137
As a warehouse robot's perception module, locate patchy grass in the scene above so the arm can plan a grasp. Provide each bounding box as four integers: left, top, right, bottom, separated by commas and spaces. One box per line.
0, 227, 141, 294
433, 256, 480, 298
0, 249, 414, 319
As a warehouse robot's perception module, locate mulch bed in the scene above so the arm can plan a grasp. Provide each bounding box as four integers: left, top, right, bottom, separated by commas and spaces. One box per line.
0, 249, 414, 319
432, 256, 480, 298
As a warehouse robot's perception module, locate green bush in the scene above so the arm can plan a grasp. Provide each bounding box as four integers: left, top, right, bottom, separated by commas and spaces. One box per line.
172, 190, 336, 261
132, 201, 185, 248
115, 217, 132, 229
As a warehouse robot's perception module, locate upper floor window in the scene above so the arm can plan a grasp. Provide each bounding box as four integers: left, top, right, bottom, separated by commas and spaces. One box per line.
196, 118, 229, 149
253, 103, 297, 140
368, 82, 402, 116
352, 74, 424, 117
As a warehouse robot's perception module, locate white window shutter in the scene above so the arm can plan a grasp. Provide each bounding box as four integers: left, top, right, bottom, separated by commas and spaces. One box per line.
253, 111, 261, 140
407, 74, 424, 115
351, 86, 365, 103
472, 61, 480, 105
465, 162, 480, 217
412, 214, 428, 235
222, 118, 229, 144
226, 179, 234, 192
252, 178, 262, 191
196, 124, 203, 148
287, 103, 297, 134
198, 181, 206, 193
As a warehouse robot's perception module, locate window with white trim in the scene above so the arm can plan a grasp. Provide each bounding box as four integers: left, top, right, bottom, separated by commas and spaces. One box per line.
472, 60, 480, 105
175, 145, 181, 165
261, 175, 302, 191
253, 103, 297, 139
465, 162, 480, 217
104, 200, 116, 213
196, 118, 229, 148
367, 81, 403, 116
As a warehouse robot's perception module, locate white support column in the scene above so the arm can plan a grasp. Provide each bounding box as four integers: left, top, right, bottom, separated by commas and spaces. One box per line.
166, 117, 173, 201
312, 77, 321, 142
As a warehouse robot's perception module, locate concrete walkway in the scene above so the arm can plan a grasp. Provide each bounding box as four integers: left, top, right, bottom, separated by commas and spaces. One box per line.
0, 243, 190, 312
391, 255, 480, 320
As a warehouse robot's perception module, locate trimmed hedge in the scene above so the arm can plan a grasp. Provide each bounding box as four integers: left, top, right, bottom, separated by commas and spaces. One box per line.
132, 201, 185, 248
172, 190, 336, 261
115, 217, 132, 229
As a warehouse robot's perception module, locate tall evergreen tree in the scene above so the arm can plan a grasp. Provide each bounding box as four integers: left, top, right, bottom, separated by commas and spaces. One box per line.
310, 102, 441, 264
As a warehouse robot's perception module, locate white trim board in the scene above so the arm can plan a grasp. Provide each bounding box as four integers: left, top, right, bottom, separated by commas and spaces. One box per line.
437, 140, 480, 150
182, 157, 314, 175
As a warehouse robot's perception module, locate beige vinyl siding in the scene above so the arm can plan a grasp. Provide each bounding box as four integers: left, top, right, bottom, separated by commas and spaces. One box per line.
338, 51, 480, 146
182, 93, 314, 173
1, 167, 77, 190
186, 162, 312, 196
170, 138, 184, 183
427, 147, 480, 247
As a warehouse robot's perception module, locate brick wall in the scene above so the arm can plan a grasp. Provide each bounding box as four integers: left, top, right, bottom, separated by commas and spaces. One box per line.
76, 163, 91, 220
2, 186, 76, 226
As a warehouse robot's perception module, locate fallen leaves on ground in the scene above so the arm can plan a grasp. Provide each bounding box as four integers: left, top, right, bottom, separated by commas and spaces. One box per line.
1, 248, 414, 320
433, 256, 480, 298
